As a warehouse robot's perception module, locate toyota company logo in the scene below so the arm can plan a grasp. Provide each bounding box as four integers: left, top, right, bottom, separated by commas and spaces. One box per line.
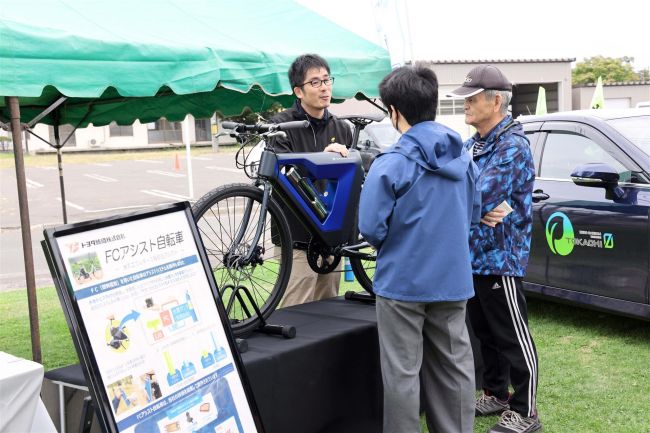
545, 212, 574, 256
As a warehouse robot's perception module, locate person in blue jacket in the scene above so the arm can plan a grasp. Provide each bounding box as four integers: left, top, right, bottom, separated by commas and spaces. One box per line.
448, 65, 540, 433
359, 65, 480, 433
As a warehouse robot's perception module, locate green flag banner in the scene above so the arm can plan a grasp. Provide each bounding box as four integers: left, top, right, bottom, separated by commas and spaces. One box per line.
535, 86, 548, 115
590, 76, 606, 109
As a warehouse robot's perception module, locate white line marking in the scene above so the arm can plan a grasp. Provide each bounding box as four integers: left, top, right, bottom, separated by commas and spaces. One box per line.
141, 189, 189, 200
84, 173, 117, 182
55, 197, 85, 210
25, 179, 44, 188
146, 170, 186, 178
192, 157, 212, 161
84, 204, 153, 213
42, 166, 57, 170
24, 205, 196, 222
134, 159, 164, 164
205, 166, 242, 174
91, 162, 112, 167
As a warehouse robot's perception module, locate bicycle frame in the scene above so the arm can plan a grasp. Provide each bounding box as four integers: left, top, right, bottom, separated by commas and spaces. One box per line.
228, 177, 273, 266
261, 150, 363, 240
232, 148, 365, 265
224, 117, 382, 267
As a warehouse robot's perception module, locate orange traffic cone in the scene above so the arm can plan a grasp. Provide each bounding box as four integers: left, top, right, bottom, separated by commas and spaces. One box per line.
173, 154, 181, 171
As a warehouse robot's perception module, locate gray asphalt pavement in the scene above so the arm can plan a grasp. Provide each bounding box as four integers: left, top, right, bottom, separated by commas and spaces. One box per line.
0, 150, 249, 291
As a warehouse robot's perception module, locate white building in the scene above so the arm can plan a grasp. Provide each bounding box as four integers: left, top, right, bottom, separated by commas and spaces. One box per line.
8, 58, 649, 151
19, 114, 215, 153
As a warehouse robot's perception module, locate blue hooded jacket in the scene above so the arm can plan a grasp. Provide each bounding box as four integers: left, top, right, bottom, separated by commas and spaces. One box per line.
358, 121, 480, 302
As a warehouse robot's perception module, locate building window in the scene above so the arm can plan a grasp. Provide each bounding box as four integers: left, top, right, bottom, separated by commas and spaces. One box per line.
437, 99, 465, 116
109, 121, 134, 137
147, 119, 182, 144
48, 125, 77, 146
195, 118, 211, 142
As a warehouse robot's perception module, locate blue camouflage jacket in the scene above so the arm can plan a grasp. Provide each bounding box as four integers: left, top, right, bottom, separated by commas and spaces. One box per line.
465, 116, 535, 277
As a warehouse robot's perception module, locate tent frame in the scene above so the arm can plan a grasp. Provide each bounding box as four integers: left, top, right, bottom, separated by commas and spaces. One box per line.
4, 96, 42, 362
2, 96, 95, 362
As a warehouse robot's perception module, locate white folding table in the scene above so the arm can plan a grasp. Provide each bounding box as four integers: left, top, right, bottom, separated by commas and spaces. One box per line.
0, 351, 56, 433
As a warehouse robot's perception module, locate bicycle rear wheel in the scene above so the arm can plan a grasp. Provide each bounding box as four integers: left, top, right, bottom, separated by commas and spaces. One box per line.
348, 229, 376, 296
193, 183, 292, 337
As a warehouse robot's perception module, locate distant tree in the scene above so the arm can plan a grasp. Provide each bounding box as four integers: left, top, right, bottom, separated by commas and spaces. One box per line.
216, 102, 284, 144
219, 102, 284, 124
572, 56, 639, 84
638, 68, 650, 82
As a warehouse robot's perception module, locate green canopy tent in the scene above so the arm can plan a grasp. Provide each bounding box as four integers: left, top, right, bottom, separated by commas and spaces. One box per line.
1, 0, 389, 124
0, 0, 391, 362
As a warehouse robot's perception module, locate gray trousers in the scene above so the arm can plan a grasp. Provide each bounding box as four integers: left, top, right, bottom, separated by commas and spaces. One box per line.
376, 296, 475, 433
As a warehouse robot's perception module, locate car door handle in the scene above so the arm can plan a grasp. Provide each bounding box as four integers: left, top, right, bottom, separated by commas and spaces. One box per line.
532, 189, 550, 202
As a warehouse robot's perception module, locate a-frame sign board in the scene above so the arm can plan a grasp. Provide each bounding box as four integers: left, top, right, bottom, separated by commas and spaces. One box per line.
43, 202, 265, 433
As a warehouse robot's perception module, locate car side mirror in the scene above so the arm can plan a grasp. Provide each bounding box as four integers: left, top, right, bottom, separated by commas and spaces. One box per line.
570, 163, 624, 200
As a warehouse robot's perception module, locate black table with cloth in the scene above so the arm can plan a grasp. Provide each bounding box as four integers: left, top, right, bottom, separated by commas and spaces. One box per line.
45, 296, 383, 433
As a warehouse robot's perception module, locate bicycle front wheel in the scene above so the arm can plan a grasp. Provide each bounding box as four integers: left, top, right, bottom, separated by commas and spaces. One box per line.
193, 183, 292, 337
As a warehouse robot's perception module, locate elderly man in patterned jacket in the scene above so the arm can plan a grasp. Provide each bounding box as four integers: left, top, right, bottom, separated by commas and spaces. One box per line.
448, 65, 541, 433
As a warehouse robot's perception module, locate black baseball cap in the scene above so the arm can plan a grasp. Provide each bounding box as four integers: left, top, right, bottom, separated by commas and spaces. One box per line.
447, 65, 512, 98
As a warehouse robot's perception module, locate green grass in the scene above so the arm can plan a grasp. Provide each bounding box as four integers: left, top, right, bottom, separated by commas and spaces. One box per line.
2, 285, 649, 432
523, 299, 650, 433
421, 298, 650, 433
0, 286, 76, 369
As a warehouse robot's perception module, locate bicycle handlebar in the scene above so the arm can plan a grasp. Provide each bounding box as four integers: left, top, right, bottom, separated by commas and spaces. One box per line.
222, 120, 310, 133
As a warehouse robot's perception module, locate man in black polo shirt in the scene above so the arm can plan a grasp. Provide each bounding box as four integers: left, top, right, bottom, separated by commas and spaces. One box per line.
270, 53, 352, 307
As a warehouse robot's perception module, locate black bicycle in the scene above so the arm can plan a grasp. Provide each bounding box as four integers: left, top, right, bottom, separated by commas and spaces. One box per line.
193, 115, 382, 337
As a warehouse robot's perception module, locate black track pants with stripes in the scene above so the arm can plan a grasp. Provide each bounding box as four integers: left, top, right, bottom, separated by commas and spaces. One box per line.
467, 274, 539, 417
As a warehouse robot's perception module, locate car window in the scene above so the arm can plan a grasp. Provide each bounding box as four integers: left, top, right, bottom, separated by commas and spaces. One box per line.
366, 124, 400, 150
539, 132, 632, 181
357, 123, 400, 151
606, 115, 650, 155
524, 131, 541, 154
357, 129, 374, 148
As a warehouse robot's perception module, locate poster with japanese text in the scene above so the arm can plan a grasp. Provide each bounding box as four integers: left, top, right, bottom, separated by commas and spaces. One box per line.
51, 208, 261, 433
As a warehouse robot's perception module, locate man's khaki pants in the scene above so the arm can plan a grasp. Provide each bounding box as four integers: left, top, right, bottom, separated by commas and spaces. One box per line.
280, 250, 341, 307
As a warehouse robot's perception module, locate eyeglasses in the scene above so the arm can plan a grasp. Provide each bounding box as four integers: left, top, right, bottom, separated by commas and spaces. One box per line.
301, 77, 335, 88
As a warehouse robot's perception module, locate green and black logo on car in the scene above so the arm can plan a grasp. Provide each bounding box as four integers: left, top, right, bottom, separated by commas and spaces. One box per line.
545, 211, 614, 255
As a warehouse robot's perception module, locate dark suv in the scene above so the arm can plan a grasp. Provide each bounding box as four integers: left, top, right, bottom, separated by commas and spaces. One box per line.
340, 114, 400, 173
356, 119, 401, 172
519, 108, 650, 319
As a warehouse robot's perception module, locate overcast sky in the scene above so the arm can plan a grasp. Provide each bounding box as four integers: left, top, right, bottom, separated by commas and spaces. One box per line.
297, 0, 649, 72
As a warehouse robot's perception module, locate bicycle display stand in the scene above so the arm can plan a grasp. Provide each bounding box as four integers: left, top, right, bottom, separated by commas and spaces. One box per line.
235, 338, 249, 353
193, 119, 378, 340
344, 290, 376, 304
223, 284, 297, 339
254, 321, 296, 339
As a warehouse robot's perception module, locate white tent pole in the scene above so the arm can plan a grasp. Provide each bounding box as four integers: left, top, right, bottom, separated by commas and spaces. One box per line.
182, 115, 194, 199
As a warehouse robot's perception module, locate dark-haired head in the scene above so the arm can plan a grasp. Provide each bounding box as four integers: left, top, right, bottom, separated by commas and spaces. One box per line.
289, 54, 331, 89
379, 66, 438, 126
